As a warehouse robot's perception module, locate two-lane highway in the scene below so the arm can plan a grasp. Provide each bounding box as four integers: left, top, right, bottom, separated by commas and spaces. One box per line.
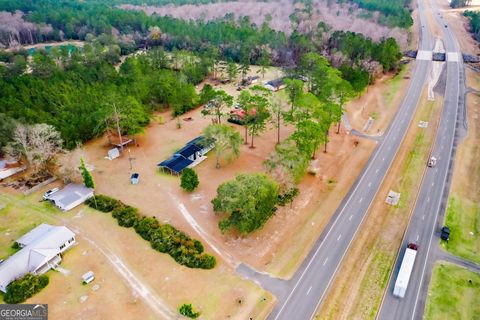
268, 1, 435, 319
377, 0, 465, 319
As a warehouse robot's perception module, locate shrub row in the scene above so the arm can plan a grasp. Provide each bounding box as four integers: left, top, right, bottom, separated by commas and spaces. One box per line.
4, 274, 49, 304
87, 195, 216, 269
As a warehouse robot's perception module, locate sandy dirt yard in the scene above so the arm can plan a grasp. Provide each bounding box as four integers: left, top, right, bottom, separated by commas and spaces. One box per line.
345, 65, 414, 136
1, 63, 417, 320
121, 0, 408, 48
0, 192, 275, 320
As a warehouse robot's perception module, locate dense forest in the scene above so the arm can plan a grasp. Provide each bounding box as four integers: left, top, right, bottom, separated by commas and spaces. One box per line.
341, 0, 413, 28
0, 45, 209, 149
450, 0, 473, 8
0, 0, 404, 152
464, 10, 480, 41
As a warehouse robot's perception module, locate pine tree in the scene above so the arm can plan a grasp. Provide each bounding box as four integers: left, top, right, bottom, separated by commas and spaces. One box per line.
79, 157, 95, 189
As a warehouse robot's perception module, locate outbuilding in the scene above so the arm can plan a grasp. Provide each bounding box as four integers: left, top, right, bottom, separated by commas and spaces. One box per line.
158, 136, 214, 175
46, 184, 94, 211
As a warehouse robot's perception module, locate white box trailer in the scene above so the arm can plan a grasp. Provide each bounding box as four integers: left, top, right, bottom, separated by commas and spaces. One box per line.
393, 243, 418, 298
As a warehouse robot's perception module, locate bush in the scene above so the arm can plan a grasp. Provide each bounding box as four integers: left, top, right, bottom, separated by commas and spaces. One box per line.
212, 173, 279, 234
179, 303, 200, 319
277, 187, 299, 206
149, 224, 216, 269
86, 194, 123, 212
180, 168, 199, 192
112, 206, 139, 228
4, 274, 49, 304
134, 216, 160, 241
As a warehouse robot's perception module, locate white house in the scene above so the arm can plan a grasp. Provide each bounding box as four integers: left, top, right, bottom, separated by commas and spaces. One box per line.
0, 224, 76, 293
46, 184, 94, 211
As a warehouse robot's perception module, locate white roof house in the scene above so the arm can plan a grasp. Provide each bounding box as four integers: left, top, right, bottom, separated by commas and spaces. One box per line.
46, 184, 94, 211
0, 224, 76, 293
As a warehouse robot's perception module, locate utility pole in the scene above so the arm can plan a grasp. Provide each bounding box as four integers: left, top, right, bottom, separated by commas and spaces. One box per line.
112, 103, 124, 152
128, 148, 136, 170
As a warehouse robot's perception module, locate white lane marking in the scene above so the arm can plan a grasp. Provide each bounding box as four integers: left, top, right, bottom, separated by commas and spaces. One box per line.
349, 215, 353, 221
422, 215, 425, 221
427, 197, 430, 202
375, 169, 380, 174
306, 286, 313, 296
382, 157, 385, 161
323, 258, 329, 266
368, 182, 372, 187
337, 234, 342, 241
359, 197, 364, 203
431, 182, 435, 186
411, 54, 461, 320
416, 235, 420, 241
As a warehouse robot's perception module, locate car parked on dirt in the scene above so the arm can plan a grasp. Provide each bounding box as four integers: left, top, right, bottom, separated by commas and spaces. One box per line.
43, 187, 59, 200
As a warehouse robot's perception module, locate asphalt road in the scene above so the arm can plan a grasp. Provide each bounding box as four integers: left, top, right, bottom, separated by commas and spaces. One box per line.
264, 1, 436, 319
377, 0, 466, 319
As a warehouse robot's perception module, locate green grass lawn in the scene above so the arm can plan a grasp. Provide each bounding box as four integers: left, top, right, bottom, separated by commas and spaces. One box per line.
0, 193, 58, 259
383, 64, 409, 106
424, 262, 480, 320
441, 196, 480, 264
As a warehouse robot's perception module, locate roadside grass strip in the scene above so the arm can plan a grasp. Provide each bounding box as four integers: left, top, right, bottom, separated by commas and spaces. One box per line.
424, 262, 480, 320
441, 197, 480, 264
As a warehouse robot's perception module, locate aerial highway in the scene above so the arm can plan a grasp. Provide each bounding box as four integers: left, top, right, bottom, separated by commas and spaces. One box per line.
262, 1, 437, 319
377, 0, 466, 318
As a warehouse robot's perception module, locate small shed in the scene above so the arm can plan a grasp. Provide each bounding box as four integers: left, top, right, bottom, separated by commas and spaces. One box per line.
131, 173, 140, 185
106, 148, 120, 160
82, 271, 95, 284
264, 78, 286, 91
47, 184, 94, 211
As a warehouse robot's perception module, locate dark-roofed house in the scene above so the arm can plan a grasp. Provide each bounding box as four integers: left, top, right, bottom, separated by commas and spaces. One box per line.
46, 184, 94, 211
264, 78, 286, 91
158, 136, 214, 175
0, 224, 76, 293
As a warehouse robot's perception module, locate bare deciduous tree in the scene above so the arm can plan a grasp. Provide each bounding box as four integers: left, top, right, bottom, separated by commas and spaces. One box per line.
5, 123, 63, 175
57, 144, 88, 183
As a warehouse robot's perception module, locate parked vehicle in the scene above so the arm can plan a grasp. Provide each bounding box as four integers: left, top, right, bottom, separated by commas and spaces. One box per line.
130, 173, 140, 185
440, 226, 450, 241
393, 243, 418, 298
43, 187, 59, 200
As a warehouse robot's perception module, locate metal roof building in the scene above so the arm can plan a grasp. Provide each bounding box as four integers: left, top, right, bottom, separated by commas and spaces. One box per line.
158, 136, 214, 175
46, 184, 94, 211
0, 224, 76, 293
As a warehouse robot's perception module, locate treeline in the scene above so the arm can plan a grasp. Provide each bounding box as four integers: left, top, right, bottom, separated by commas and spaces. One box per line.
340, 0, 413, 28
0, 0, 402, 70
0, 0, 286, 64
464, 11, 480, 42
0, 45, 209, 149
451, 0, 473, 8
86, 195, 217, 269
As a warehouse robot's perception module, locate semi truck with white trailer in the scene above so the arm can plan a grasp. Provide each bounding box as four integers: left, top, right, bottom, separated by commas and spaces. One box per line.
393, 243, 418, 298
